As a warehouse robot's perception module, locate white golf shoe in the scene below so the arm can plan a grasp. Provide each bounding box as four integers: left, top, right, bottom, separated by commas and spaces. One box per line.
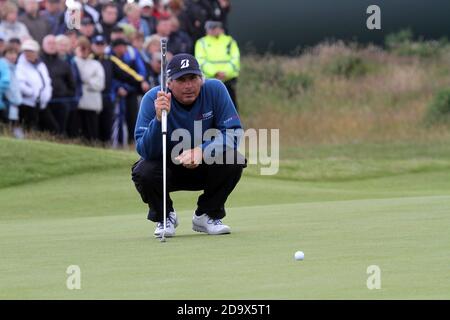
154, 211, 178, 238
192, 213, 231, 235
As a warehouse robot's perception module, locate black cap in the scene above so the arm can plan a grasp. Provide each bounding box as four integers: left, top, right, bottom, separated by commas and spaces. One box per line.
167, 53, 202, 80
111, 38, 128, 47
111, 25, 124, 33
81, 16, 94, 25
8, 37, 21, 44
93, 35, 106, 45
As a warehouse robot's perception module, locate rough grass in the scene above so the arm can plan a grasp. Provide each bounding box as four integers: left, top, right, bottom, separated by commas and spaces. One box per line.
239, 41, 450, 146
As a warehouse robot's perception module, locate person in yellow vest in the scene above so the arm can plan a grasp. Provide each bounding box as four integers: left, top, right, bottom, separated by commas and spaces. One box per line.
195, 20, 240, 110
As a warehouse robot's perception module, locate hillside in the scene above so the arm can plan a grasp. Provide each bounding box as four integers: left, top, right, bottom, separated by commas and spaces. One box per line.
0, 137, 136, 189
2, 136, 450, 191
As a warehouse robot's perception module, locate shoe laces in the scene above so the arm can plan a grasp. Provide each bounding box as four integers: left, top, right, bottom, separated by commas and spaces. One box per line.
207, 218, 223, 226
157, 213, 176, 229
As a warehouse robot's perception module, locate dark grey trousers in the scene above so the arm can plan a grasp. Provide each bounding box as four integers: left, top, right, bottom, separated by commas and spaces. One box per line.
131, 158, 245, 222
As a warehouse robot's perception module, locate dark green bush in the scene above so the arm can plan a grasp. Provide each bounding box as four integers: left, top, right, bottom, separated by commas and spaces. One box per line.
280, 72, 313, 97
385, 29, 414, 49
240, 58, 313, 97
425, 89, 450, 124
385, 29, 448, 58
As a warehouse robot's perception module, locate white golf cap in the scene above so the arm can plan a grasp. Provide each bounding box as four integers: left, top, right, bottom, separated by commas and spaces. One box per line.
21, 39, 40, 52
138, 0, 154, 8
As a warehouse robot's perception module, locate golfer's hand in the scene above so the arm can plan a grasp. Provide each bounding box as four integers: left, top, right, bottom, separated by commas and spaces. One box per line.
175, 147, 203, 169
155, 91, 171, 121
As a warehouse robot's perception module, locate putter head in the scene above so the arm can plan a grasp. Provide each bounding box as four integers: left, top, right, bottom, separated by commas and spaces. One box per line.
160, 232, 166, 243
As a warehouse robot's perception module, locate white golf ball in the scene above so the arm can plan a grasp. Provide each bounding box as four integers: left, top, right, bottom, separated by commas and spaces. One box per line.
294, 251, 304, 261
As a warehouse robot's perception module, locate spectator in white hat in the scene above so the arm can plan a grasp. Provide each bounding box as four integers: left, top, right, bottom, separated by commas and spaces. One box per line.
139, 0, 156, 35
16, 38, 58, 133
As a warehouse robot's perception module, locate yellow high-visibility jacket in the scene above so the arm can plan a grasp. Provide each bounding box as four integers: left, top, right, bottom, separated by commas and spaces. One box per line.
195, 34, 240, 81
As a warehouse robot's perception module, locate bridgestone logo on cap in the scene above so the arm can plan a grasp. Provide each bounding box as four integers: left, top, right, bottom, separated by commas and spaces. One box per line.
181, 59, 190, 69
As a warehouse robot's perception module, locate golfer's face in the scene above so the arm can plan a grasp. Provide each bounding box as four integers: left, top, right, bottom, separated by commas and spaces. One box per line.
169, 74, 202, 105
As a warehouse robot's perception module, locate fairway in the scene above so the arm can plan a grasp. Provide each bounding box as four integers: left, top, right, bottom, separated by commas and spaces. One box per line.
1, 139, 450, 299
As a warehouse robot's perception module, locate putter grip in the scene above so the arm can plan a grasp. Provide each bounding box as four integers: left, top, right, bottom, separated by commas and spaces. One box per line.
160, 38, 168, 134
160, 38, 168, 93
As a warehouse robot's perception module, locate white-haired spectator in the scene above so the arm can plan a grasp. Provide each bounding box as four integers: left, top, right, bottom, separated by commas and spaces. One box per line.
55, 34, 72, 58
0, 1, 30, 42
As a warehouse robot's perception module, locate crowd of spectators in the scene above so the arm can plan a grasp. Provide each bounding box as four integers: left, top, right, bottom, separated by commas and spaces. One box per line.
0, 0, 237, 146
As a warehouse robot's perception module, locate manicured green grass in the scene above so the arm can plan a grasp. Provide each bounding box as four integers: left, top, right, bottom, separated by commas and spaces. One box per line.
1, 138, 450, 299
0, 137, 136, 189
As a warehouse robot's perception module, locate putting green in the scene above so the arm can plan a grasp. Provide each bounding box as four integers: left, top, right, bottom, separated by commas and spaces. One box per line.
1, 167, 449, 299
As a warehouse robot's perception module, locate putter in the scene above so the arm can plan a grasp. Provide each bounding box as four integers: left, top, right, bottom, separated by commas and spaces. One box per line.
160, 38, 168, 243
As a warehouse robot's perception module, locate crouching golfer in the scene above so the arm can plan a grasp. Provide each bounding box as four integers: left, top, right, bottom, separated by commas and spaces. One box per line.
132, 53, 245, 238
